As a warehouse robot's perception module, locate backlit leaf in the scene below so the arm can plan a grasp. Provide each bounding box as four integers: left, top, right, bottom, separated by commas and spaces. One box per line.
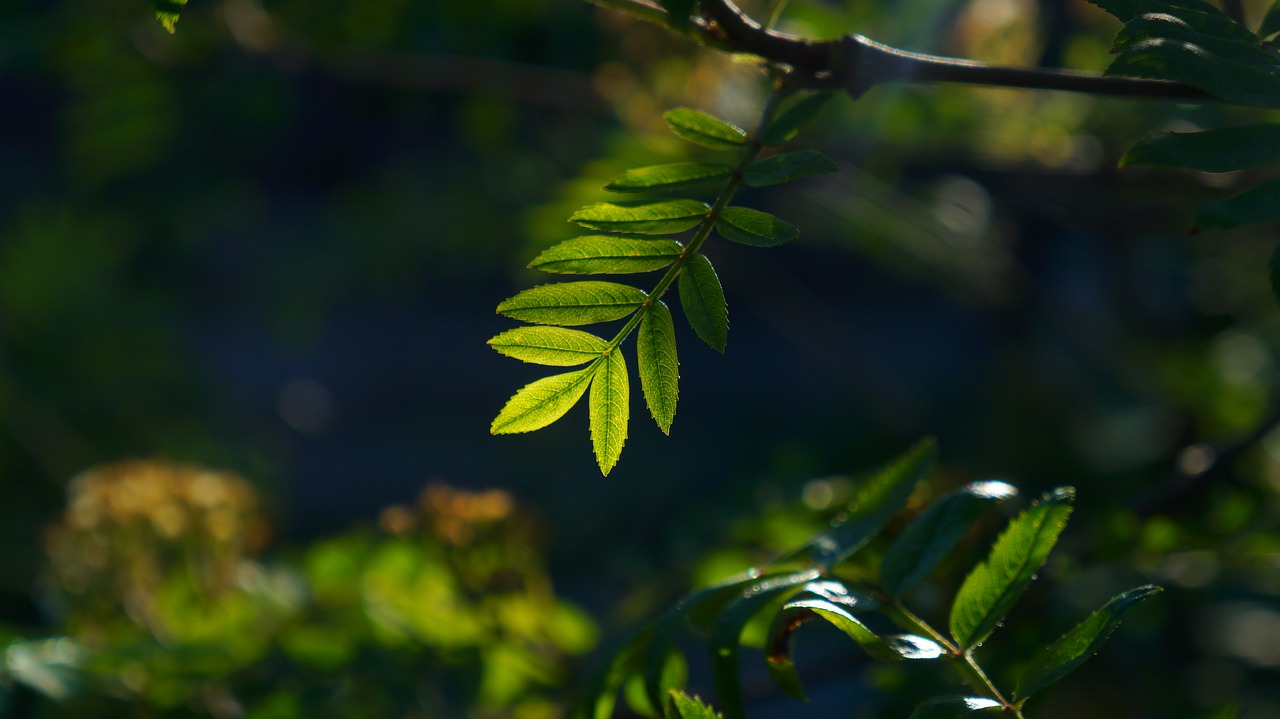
1015, 585, 1162, 699
590, 349, 629, 475
717, 207, 799, 247
678, 253, 729, 352
1194, 176, 1280, 230
762, 93, 834, 146
744, 150, 838, 187
488, 326, 607, 366
1121, 124, 1280, 172
666, 690, 723, 719
491, 366, 595, 434
949, 488, 1075, 650
880, 481, 1019, 597
907, 697, 1004, 718
664, 108, 749, 150
530, 236, 684, 274
497, 281, 648, 325
606, 163, 733, 193
154, 0, 187, 33
572, 200, 710, 234
638, 301, 679, 433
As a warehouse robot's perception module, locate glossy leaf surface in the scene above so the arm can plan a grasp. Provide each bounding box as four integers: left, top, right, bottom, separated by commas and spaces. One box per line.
1194, 176, 1280, 230
880, 481, 1019, 597
571, 200, 709, 235
906, 697, 1004, 718
1107, 38, 1280, 107
1122, 124, 1280, 172
638, 302, 679, 433
664, 108, 749, 150
590, 350, 629, 475
744, 150, 838, 187
717, 207, 799, 247
678, 253, 729, 352
1015, 585, 1162, 699
487, 326, 608, 366
491, 367, 595, 434
530, 236, 684, 275
762, 93, 833, 146
606, 163, 732, 193
497, 282, 648, 326
950, 488, 1075, 650
1113, 11, 1279, 67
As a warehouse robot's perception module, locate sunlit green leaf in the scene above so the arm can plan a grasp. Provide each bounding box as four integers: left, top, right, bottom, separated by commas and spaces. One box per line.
950, 488, 1075, 650
491, 366, 595, 434
154, 0, 187, 33
530, 236, 684, 274
497, 281, 648, 325
762, 93, 834, 146
906, 697, 1004, 718
590, 349, 629, 475
1107, 38, 1280, 107
717, 207, 799, 247
678, 253, 729, 352
784, 599, 908, 662
488, 327, 608, 366
1122, 124, 1280, 172
572, 200, 710, 234
638, 301, 679, 433
1194, 176, 1280, 230
666, 690, 723, 719
606, 163, 733, 193
1015, 585, 1162, 699
744, 150, 838, 187
880, 481, 1019, 597
664, 108, 749, 150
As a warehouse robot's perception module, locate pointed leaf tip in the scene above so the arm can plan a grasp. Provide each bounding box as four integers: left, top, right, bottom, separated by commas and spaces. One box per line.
590, 350, 629, 475
492, 367, 595, 435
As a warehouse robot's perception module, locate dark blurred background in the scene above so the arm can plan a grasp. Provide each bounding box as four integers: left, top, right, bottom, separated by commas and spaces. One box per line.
3, 0, 1280, 717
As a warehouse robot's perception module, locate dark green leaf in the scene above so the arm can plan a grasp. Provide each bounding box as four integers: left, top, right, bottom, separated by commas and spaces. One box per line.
1113, 11, 1279, 68
497, 281, 649, 326
530, 236, 684, 275
606, 163, 732, 194
571, 200, 709, 235
1207, 703, 1243, 719
1088, 0, 1222, 22
678, 253, 729, 352
637, 301, 679, 434
154, 0, 187, 33
784, 599, 935, 662
717, 207, 799, 247
664, 108, 749, 150
488, 326, 608, 366
906, 697, 1004, 718
880, 481, 1019, 598
744, 150, 838, 187
1195, 176, 1280, 230
1270, 243, 1280, 308
762, 93, 834, 146
1107, 38, 1280, 107
590, 349, 629, 475
709, 570, 822, 719
1015, 585, 1162, 699
1262, 1, 1280, 37
491, 366, 595, 434
574, 630, 651, 719
625, 652, 687, 717
949, 488, 1075, 650
659, 0, 698, 30
1122, 124, 1280, 172
666, 690, 722, 719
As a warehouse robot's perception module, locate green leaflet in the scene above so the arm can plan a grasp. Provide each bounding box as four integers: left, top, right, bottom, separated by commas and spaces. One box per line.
762, 93, 834, 146
1121, 124, 1280, 172
606, 163, 733, 194
664, 108, 749, 150
154, 0, 187, 33
590, 349, 629, 475
666, 690, 722, 719
575, 629, 650, 719
678, 253, 729, 352
785, 599, 912, 662
744, 150, 839, 187
625, 652, 687, 717
906, 697, 1004, 718
530, 236, 684, 275
491, 366, 595, 434
571, 200, 710, 234
1195, 176, 1280, 230
487, 327, 608, 366
1113, 11, 1280, 68
717, 207, 799, 247
880, 481, 1019, 598
1015, 585, 1162, 699
637, 301, 679, 434
497, 281, 648, 326
949, 488, 1075, 650
1107, 38, 1280, 108
1262, 1, 1280, 38
1088, 0, 1222, 22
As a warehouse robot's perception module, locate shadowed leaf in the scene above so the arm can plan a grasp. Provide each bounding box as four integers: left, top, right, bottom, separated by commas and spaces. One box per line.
1195, 176, 1280, 230
717, 207, 799, 247
665, 108, 749, 150
1107, 38, 1280, 107
762, 93, 834, 146
744, 150, 838, 187
907, 697, 1004, 718
678, 253, 729, 352
1122, 124, 1280, 172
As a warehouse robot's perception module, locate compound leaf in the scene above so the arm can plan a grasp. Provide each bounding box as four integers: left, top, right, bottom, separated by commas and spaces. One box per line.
664, 108, 749, 150
572, 200, 709, 235
762, 93, 834, 146
1194, 176, 1280, 230
531, 236, 684, 275
666, 690, 722, 719
678, 253, 729, 352
637, 301, 679, 433
491, 366, 595, 434
880, 481, 1020, 598
717, 207, 799, 247
607, 163, 733, 194
590, 349, 629, 475
497, 281, 648, 326
154, 0, 187, 33
1015, 585, 1162, 699
907, 697, 1004, 718
1121, 124, 1280, 172
949, 488, 1075, 650
744, 150, 838, 187
487, 327, 608, 366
